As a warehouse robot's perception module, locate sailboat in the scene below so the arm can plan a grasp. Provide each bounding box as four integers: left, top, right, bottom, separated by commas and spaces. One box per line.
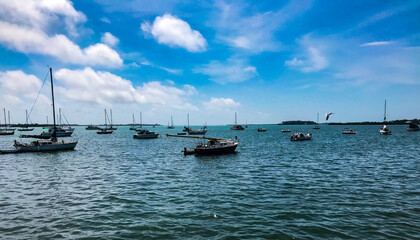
231, 112, 245, 130
183, 113, 191, 132
313, 113, 320, 129
97, 109, 113, 134
129, 114, 137, 130
167, 134, 239, 155
2, 68, 78, 153
380, 100, 392, 135
106, 109, 117, 130
167, 116, 175, 129
0, 108, 15, 135
186, 114, 207, 135
18, 110, 34, 131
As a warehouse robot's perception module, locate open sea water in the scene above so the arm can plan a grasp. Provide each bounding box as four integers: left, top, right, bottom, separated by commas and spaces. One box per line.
1, 125, 419, 239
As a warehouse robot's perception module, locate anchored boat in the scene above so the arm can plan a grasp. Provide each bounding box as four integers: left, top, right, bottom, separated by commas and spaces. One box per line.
231, 112, 245, 130
290, 132, 312, 141
407, 122, 419, 131
133, 129, 159, 139
380, 100, 392, 135
1, 68, 77, 153
167, 134, 239, 156
342, 128, 357, 134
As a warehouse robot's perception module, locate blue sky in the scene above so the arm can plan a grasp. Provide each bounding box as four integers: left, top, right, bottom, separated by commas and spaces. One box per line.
0, 0, 419, 125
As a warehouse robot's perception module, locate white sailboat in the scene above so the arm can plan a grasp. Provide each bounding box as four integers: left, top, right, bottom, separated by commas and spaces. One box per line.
6, 68, 78, 152
313, 113, 320, 129
0, 108, 15, 135
380, 100, 392, 135
17, 110, 34, 131
167, 116, 175, 129
97, 109, 113, 134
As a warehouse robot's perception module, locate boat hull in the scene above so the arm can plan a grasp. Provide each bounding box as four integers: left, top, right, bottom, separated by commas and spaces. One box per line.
194, 144, 238, 155
133, 134, 159, 139
18, 128, 34, 131
0, 131, 15, 135
15, 141, 78, 152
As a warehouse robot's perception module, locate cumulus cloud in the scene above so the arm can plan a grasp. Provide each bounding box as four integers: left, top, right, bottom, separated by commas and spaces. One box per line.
285, 35, 328, 73
141, 14, 207, 52
0, 0, 86, 37
194, 57, 258, 84
0, 70, 50, 109
0, 21, 123, 68
101, 32, 119, 47
54, 67, 197, 109
204, 97, 240, 111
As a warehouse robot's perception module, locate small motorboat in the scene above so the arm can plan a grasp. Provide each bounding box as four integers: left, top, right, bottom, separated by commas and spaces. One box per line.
281, 129, 291, 133
97, 128, 113, 134
342, 128, 357, 134
133, 129, 159, 139
167, 134, 239, 156
290, 132, 312, 141
257, 128, 267, 132
188, 128, 207, 135
86, 125, 100, 130
407, 122, 419, 131
380, 125, 392, 135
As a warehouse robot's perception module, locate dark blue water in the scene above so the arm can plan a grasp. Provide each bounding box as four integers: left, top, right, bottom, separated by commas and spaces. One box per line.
1, 125, 419, 239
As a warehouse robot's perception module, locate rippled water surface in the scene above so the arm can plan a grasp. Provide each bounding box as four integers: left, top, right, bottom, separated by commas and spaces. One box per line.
1, 125, 419, 239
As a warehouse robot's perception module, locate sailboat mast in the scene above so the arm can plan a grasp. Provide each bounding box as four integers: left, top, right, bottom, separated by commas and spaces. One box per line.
384, 100, 387, 122
235, 112, 237, 125
171, 116, 173, 126
8, 110, 10, 125
59, 108, 62, 126
187, 113, 190, 128
104, 109, 107, 127
3, 108, 6, 129
140, 112, 142, 126
317, 113, 319, 124
25, 110, 28, 125
50, 68, 57, 130
110, 109, 113, 127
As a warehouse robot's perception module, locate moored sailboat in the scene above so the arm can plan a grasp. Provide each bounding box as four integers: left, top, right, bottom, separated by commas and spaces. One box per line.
167, 116, 175, 129
167, 134, 239, 155
17, 110, 34, 131
231, 112, 245, 130
313, 113, 320, 129
380, 100, 392, 135
97, 109, 113, 134
0, 108, 15, 135
1, 68, 77, 153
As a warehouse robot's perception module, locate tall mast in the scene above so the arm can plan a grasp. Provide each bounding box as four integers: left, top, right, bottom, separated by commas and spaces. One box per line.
171, 116, 173, 126
3, 108, 6, 129
8, 110, 10, 125
25, 110, 28, 125
384, 100, 387, 122
59, 108, 62, 126
235, 112, 237, 125
110, 109, 113, 127
104, 109, 107, 127
140, 112, 142, 126
50, 68, 57, 131
187, 113, 190, 128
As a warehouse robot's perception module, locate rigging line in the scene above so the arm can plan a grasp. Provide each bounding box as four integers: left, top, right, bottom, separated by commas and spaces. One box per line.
28, 69, 50, 120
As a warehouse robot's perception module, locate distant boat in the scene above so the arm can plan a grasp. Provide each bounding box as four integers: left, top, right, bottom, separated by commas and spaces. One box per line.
407, 122, 419, 131
167, 134, 239, 155
129, 113, 137, 130
167, 116, 175, 129
185, 113, 207, 135
86, 124, 100, 130
290, 132, 312, 141
1, 68, 78, 153
97, 109, 113, 134
281, 129, 291, 133
17, 110, 34, 131
0, 108, 15, 135
106, 109, 117, 130
342, 128, 357, 134
133, 129, 159, 139
257, 128, 267, 132
380, 100, 392, 135
313, 113, 320, 129
231, 112, 245, 130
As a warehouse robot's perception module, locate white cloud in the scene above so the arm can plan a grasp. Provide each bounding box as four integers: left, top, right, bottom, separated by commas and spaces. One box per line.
54, 67, 197, 110
100, 17, 111, 24
194, 57, 258, 84
0, 70, 50, 111
360, 41, 394, 47
101, 32, 119, 47
141, 14, 207, 52
0, 0, 86, 37
285, 35, 328, 73
213, 0, 313, 53
0, 21, 123, 68
204, 97, 240, 111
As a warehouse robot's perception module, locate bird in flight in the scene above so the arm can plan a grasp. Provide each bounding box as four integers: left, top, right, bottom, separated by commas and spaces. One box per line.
325, 112, 334, 121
